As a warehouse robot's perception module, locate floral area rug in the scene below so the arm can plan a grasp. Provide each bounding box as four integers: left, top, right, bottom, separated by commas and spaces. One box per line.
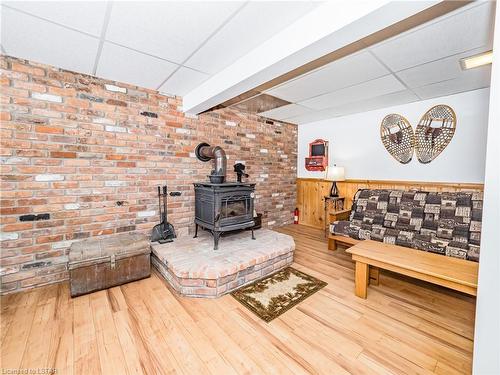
231, 267, 327, 322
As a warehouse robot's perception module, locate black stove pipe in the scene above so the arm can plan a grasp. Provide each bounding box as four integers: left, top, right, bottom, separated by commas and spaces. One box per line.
195, 143, 227, 181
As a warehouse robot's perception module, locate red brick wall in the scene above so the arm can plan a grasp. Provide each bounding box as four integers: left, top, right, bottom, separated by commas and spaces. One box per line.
0, 55, 297, 294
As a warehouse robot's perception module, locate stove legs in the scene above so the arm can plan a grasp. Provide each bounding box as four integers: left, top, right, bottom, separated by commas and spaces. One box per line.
195, 224, 255, 250
213, 231, 221, 250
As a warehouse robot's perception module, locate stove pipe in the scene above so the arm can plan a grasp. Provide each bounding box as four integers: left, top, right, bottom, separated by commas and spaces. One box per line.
195, 143, 227, 181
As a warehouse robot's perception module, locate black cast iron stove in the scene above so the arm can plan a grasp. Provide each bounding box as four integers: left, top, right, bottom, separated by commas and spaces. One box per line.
193, 143, 256, 250
193, 182, 255, 250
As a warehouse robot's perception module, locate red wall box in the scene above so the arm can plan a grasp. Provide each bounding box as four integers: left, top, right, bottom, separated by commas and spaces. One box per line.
305, 139, 328, 171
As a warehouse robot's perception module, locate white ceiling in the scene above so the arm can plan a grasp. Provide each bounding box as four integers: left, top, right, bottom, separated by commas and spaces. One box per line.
259, 1, 495, 124
0, 1, 320, 96
0, 1, 494, 122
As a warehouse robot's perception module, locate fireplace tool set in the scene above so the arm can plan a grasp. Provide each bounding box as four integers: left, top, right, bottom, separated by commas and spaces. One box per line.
151, 185, 176, 244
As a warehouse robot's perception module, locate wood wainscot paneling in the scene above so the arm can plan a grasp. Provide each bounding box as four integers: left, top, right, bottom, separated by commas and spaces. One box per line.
296, 178, 484, 229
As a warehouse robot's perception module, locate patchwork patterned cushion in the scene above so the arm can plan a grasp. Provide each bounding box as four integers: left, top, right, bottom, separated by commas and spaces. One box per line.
330, 189, 483, 262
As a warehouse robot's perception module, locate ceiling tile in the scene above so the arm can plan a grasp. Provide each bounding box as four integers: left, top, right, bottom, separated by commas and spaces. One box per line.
331, 90, 419, 117
2, 1, 107, 36
230, 94, 290, 114
159, 67, 209, 96
299, 75, 406, 111
1, 6, 99, 74
97, 43, 179, 89
370, 2, 494, 72
258, 104, 313, 121
412, 67, 491, 100
266, 51, 389, 102
185, 1, 319, 74
285, 107, 342, 125
288, 90, 419, 124
106, 1, 243, 65
396, 47, 490, 88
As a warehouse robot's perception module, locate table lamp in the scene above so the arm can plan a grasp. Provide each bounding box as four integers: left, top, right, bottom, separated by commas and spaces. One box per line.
325, 165, 345, 197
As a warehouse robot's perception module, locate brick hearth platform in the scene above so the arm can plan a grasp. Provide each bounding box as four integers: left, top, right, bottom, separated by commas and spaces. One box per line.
151, 229, 295, 298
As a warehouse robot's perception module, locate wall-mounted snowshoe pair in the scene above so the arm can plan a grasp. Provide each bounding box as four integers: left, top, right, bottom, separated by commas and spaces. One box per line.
380, 104, 456, 164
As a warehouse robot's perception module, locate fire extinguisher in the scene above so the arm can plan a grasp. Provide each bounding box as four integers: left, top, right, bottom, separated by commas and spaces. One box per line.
294, 207, 299, 224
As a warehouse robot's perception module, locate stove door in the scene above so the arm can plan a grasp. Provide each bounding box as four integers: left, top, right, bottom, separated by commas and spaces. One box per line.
218, 193, 253, 227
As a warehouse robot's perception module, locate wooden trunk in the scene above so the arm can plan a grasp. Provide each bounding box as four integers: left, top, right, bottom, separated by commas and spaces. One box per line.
69, 232, 151, 297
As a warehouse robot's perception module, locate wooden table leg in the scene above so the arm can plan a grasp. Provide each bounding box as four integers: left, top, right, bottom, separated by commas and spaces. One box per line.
369, 267, 379, 286
328, 237, 337, 251
355, 261, 369, 298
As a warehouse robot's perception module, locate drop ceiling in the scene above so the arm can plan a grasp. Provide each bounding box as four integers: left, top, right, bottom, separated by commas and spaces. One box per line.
0, 1, 320, 96
259, 1, 494, 124
0, 1, 494, 125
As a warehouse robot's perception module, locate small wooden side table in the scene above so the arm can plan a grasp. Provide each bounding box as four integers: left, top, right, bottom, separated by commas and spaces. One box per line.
324, 196, 350, 237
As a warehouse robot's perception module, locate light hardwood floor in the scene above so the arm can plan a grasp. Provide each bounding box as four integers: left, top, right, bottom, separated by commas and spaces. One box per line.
0, 225, 476, 375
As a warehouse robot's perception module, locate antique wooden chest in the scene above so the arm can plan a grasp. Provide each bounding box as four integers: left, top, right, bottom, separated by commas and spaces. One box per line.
69, 232, 151, 297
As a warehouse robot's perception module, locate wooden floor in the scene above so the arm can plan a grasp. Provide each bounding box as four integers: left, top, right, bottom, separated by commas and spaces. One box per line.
0, 225, 476, 375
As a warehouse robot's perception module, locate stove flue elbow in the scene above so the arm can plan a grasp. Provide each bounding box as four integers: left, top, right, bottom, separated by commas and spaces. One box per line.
195, 142, 227, 183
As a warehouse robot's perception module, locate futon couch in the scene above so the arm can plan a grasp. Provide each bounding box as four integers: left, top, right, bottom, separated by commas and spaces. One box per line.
330, 189, 483, 262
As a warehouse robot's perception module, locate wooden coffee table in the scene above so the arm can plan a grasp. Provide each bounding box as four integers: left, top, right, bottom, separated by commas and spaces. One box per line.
346, 240, 479, 298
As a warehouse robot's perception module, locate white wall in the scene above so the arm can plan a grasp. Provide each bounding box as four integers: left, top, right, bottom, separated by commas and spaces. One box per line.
473, 2, 500, 373
298, 88, 490, 183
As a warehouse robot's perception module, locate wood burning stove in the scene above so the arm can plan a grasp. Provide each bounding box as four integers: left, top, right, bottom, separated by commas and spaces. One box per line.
194, 182, 256, 250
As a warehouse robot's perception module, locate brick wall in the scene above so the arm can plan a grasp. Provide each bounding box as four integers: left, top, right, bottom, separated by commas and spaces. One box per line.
0, 55, 297, 294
